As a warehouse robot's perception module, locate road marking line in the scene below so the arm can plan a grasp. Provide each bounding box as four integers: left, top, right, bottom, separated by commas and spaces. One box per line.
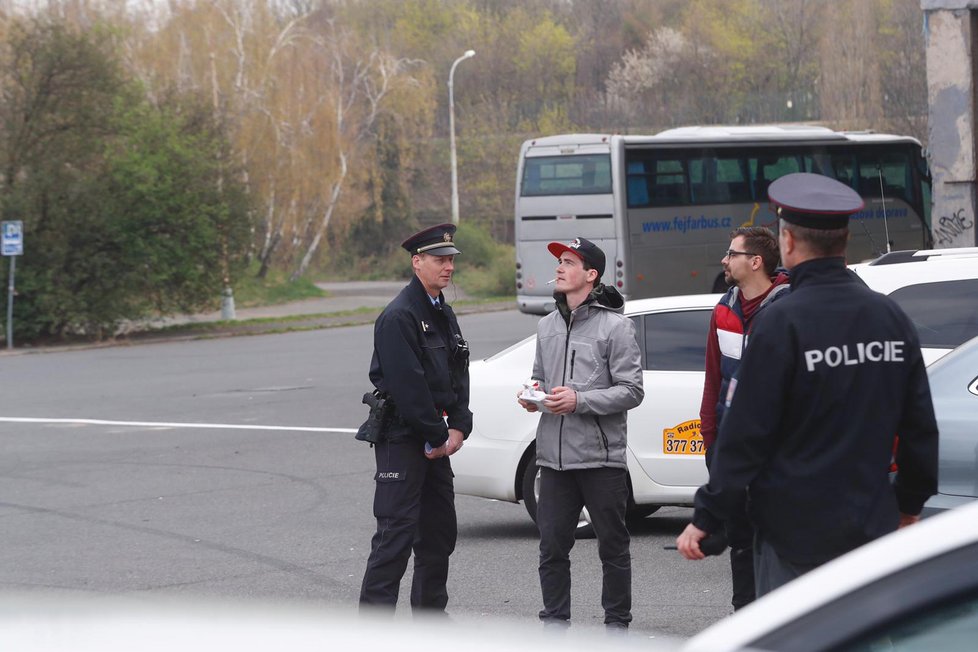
0, 417, 357, 433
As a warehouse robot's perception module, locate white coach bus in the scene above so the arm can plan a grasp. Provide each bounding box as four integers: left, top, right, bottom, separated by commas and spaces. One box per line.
514, 126, 933, 314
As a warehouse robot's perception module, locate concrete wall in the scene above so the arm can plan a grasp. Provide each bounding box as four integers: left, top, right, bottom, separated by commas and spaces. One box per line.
923, 1, 978, 246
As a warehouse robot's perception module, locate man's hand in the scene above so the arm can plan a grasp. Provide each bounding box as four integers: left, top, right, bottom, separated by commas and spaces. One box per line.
676, 523, 708, 560
424, 442, 446, 460
898, 512, 920, 528
517, 388, 539, 412
544, 386, 577, 415
445, 428, 465, 456
425, 429, 465, 460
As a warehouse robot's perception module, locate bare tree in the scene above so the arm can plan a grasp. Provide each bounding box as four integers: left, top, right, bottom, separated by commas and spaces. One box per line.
877, 0, 928, 143
290, 18, 419, 279
818, 2, 882, 127
605, 27, 722, 130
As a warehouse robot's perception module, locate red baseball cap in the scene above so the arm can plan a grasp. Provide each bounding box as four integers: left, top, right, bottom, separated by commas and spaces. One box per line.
547, 237, 606, 277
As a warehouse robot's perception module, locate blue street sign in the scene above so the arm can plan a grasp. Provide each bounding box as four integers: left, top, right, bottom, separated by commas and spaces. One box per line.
2, 221, 23, 256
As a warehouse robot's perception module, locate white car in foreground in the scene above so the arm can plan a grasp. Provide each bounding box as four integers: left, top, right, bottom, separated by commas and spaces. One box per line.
453, 247, 978, 528
684, 500, 978, 652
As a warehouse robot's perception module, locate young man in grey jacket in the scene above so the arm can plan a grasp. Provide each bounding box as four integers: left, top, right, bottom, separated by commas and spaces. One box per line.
517, 237, 644, 632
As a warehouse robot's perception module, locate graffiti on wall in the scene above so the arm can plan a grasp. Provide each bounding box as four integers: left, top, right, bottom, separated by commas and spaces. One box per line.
934, 208, 974, 247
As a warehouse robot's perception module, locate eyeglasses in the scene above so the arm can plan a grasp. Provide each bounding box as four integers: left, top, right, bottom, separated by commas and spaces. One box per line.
724, 249, 758, 258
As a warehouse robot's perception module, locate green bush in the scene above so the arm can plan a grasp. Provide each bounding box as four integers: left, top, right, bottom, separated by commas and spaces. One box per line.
0, 20, 253, 341
322, 220, 513, 297
453, 222, 514, 297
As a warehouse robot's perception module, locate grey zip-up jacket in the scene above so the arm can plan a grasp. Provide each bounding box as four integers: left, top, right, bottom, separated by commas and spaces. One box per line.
532, 285, 644, 470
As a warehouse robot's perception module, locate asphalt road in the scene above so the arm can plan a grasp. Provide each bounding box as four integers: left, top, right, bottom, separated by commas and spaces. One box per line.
0, 309, 728, 639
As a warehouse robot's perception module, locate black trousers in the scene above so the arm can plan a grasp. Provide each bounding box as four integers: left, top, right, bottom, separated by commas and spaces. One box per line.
359, 439, 457, 613
536, 466, 631, 626
706, 448, 755, 610
725, 491, 756, 610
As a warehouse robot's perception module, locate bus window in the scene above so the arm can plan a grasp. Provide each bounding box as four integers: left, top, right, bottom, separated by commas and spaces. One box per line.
804, 153, 822, 175
750, 154, 802, 200
829, 153, 858, 189
650, 158, 688, 205
627, 161, 650, 207
626, 153, 689, 206
689, 155, 751, 204
858, 153, 912, 202
521, 154, 612, 197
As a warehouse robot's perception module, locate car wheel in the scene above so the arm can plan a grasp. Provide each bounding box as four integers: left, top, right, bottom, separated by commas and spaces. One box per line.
520, 458, 539, 522
521, 461, 597, 540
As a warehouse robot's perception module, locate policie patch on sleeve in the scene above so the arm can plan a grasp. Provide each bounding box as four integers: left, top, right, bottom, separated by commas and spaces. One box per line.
376, 470, 406, 483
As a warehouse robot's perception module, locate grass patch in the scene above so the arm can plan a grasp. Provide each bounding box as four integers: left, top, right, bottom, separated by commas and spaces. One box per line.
231, 265, 327, 307
151, 306, 381, 334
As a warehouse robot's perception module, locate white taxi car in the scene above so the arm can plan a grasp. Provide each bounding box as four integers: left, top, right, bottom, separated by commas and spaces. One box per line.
453, 247, 978, 529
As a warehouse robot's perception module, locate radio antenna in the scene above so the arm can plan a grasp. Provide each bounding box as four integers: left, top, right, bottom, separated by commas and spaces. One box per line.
876, 164, 892, 254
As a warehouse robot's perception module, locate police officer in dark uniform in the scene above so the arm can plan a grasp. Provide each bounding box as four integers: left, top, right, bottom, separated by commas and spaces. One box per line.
358, 223, 472, 614
676, 173, 939, 596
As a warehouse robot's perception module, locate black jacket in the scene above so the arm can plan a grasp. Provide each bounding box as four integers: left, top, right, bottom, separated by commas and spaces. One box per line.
693, 257, 938, 565
368, 275, 472, 447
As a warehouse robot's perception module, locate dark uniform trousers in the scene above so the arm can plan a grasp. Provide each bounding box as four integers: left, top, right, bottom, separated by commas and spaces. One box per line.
753, 535, 818, 597
725, 494, 756, 609
359, 439, 457, 612
537, 466, 631, 626
706, 448, 755, 610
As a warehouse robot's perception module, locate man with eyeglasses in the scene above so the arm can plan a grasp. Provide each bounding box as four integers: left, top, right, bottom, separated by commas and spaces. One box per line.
698, 226, 789, 610
678, 174, 937, 597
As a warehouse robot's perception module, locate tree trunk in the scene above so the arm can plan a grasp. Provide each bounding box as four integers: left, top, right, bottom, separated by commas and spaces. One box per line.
257, 229, 281, 279
290, 152, 347, 281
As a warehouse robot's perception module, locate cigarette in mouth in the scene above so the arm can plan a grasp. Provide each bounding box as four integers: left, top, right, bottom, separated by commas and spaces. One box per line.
546, 279, 556, 285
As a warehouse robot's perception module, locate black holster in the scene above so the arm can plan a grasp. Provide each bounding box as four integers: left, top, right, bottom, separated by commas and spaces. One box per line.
355, 390, 393, 444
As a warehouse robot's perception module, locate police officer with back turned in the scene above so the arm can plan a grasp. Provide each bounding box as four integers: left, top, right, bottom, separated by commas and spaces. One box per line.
358, 223, 472, 615
677, 173, 938, 596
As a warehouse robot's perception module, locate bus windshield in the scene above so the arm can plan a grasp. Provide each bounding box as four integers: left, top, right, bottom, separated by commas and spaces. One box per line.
521, 154, 612, 196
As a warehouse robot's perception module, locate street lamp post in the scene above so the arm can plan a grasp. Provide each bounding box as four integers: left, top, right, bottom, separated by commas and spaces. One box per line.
449, 49, 475, 225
